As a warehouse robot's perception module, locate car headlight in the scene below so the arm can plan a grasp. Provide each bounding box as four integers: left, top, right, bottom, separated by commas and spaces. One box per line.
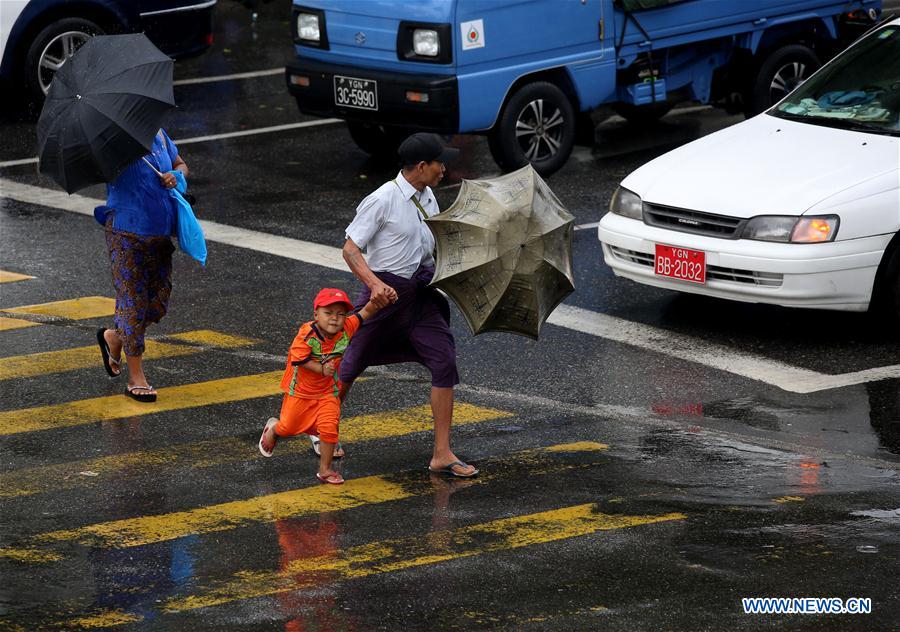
413, 29, 439, 56
742, 215, 839, 243
609, 186, 643, 220
298, 13, 320, 42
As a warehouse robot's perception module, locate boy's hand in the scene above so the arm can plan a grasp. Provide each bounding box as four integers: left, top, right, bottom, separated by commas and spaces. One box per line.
359, 296, 389, 321
321, 359, 336, 377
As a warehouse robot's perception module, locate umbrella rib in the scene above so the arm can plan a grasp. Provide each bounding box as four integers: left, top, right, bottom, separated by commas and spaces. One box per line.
86, 92, 177, 108
89, 58, 173, 89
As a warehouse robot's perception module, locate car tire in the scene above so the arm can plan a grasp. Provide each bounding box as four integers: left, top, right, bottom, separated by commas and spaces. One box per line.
346, 122, 409, 158
23, 18, 104, 109
612, 101, 674, 125
746, 44, 820, 116
488, 81, 575, 177
874, 241, 900, 322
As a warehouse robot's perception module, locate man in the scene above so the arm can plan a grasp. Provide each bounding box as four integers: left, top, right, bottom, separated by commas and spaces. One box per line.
339, 133, 478, 478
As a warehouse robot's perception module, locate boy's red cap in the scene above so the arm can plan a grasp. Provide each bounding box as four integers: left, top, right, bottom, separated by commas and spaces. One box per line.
314, 288, 353, 311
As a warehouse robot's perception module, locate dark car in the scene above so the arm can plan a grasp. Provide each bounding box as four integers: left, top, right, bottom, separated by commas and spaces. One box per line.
1, 0, 217, 109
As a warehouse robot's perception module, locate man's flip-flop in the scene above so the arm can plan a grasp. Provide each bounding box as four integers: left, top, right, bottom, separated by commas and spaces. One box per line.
96, 328, 120, 378
428, 460, 479, 478
258, 417, 278, 458
125, 385, 157, 403
309, 435, 344, 459
316, 471, 345, 485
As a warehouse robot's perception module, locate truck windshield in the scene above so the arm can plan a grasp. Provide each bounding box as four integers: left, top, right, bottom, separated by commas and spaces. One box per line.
770, 25, 900, 136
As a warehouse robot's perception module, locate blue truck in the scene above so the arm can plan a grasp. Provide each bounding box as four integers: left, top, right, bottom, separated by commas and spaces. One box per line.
285, 0, 881, 175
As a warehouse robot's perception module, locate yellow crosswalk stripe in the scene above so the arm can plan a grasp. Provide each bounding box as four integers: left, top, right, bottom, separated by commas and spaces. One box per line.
0, 317, 38, 332
0, 370, 283, 436
0, 296, 115, 332
0, 330, 257, 381
166, 503, 685, 613
0, 402, 512, 498
0, 270, 34, 283
1, 442, 608, 562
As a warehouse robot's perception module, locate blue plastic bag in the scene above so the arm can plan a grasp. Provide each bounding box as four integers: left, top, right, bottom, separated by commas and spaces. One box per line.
168, 171, 207, 266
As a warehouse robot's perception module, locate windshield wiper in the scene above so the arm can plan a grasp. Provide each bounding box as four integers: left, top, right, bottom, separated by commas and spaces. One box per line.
769, 110, 900, 136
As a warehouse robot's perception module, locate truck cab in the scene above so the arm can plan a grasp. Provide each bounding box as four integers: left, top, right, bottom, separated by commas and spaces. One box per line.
286, 0, 880, 175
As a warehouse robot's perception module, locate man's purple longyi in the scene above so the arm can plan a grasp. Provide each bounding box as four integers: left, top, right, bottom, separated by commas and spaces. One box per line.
338, 265, 458, 388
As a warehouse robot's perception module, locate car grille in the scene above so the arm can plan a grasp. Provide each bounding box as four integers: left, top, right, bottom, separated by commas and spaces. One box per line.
643, 203, 744, 238
608, 246, 784, 287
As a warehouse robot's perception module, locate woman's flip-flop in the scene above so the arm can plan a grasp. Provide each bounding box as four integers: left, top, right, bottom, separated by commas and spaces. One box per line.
126, 385, 157, 403
428, 460, 479, 478
316, 472, 345, 485
96, 328, 121, 378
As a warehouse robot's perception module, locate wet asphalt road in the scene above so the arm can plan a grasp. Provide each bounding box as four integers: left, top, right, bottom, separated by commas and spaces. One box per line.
2, 1, 900, 630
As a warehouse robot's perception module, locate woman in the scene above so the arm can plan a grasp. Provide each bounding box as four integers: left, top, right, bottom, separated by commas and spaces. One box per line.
94, 129, 188, 402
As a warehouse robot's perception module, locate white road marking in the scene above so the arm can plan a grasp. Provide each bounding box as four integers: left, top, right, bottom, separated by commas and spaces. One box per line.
574, 221, 599, 231
0, 120, 343, 169
2, 176, 897, 394
0, 157, 38, 168
174, 67, 285, 86
175, 120, 342, 145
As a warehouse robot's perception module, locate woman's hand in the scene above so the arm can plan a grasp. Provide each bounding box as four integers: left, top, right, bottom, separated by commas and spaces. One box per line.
159, 172, 178, 189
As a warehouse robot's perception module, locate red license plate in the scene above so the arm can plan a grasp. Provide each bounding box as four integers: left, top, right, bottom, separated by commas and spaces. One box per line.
654, 244, 706, 284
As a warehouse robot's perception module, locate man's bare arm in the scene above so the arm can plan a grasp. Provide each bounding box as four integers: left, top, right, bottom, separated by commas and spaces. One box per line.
342, 239, 398, 307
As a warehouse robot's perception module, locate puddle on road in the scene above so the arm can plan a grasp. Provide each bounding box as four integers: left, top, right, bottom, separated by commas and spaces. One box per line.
650, 383, 900, 459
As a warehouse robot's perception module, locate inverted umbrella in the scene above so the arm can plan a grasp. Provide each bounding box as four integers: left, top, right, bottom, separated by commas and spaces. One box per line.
37, 33, 175, 194
426, 165, 575, 339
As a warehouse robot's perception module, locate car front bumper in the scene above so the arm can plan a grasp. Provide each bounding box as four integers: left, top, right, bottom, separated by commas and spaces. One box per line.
597, 213, 892, 311
285, 58, 458, 133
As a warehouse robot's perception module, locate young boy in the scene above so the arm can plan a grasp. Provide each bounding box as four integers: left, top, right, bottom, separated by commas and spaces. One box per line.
258, 287, 380, 484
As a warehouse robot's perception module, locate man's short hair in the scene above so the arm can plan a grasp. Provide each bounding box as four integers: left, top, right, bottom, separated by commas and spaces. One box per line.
398, 133, 460, 168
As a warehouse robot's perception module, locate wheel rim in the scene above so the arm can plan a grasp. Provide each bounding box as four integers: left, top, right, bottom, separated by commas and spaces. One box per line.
38, 31, 92, 95
768, 61, 810, 104
515, 98, 565, 162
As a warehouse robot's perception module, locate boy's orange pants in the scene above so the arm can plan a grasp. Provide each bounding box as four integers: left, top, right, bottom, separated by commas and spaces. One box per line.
274, 394, 340, 444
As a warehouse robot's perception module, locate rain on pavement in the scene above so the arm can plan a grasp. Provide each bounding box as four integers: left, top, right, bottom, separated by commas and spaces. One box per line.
2, 1, 900, 630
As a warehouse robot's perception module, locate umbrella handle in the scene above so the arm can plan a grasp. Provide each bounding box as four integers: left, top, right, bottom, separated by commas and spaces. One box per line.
142, 156, 164, 177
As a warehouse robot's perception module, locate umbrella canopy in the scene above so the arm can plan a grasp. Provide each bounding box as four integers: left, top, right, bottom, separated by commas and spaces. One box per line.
426, 165, 575, 339
37, 34, 175, 194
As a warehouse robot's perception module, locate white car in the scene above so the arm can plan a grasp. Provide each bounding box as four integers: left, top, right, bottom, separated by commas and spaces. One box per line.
598, 18, 900, 315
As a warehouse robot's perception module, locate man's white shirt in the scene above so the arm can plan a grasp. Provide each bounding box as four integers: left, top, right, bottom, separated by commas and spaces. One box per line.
345, 171, 438, 279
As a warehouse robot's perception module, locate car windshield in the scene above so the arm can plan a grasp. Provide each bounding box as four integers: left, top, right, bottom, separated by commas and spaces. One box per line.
770, 24, 900, 136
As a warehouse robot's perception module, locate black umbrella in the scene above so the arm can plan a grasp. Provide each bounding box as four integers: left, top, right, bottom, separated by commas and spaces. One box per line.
37, 34, 175, 194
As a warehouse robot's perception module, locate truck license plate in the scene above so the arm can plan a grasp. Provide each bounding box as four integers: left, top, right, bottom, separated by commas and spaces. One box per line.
334, 75, 378, 111
654, 244, 706, 284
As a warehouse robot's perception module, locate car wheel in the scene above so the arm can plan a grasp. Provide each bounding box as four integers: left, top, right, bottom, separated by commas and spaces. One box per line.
488, 81, 575, 177
874, 241, 900, 321
346, 122, 409, 158
747, 44, 820, 116
612, 101, 674, 125
24, 18, 104, 107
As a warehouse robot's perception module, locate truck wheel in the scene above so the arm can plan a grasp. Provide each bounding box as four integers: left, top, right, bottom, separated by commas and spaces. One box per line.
24, 18, 104, 107
346, 122, 408, 158
488, 81, 575, 176
612, 101, 674, 125
747, 44, 820, 116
